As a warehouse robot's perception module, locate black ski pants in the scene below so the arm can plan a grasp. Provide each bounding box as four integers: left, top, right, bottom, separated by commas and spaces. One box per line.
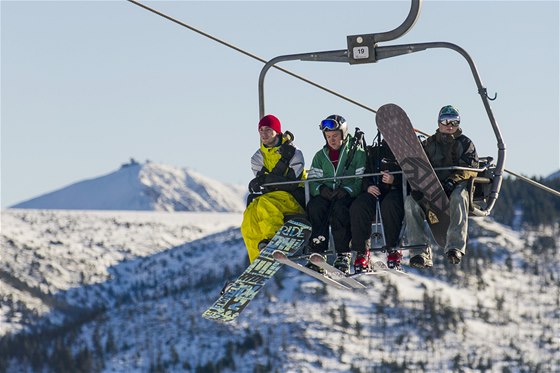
349, 190, 404, 254
306, 194, 354, 254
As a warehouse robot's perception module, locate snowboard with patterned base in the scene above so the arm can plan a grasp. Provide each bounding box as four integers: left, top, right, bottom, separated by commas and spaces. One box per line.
376, 103, 450, 247
202, 217, 311, 322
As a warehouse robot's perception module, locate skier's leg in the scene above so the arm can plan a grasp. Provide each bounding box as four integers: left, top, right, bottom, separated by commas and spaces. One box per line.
404, 195, 432, 267
380, 190, 404, 248
445, 184, 469, 255
349, 193, 377, 254
330, 196, 354, 254
306, 196, 331, 253
242, 191, 304, 263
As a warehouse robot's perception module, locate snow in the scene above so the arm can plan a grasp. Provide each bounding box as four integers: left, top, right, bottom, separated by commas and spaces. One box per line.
10, 161, 247, 212
0, 209, 558, 372
0, 209, 242, 335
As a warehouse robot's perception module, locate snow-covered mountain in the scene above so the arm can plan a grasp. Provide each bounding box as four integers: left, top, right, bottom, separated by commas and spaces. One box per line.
11, 160, 246, 212
0, 209, 558, 372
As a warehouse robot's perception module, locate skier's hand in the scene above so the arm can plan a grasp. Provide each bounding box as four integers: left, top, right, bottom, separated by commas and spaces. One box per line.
248, 176, 264, 193
442, 179, 456, 197
263, 173, 284, 184
319, 185, 334, 200
367, 185, 381, 197
380, 170, 394, 185
333, 188, 349, 200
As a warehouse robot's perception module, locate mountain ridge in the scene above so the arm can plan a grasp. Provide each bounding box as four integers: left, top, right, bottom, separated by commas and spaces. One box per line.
11, 160, 246, 212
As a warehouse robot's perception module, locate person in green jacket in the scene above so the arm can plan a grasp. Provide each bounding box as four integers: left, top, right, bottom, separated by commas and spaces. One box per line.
306, 115, 366, 274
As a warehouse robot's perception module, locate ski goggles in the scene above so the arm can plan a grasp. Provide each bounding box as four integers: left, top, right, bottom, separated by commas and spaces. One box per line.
439, 119, 460, 127
319, 118, 340, 131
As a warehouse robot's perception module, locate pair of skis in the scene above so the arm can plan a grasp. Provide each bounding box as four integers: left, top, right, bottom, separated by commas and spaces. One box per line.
273, 251, 409, 290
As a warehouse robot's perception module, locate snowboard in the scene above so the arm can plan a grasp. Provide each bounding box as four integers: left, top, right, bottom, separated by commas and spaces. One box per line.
376, 103, 450, 247
202, 217, 311, 322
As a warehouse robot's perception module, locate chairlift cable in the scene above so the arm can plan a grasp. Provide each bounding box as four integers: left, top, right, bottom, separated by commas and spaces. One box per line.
402, 128, 559, 198
504, 169, 560, 198
127, 0, 376, 114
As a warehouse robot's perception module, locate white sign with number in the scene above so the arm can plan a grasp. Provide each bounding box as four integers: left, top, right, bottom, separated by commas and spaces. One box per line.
352, 46, 369, 60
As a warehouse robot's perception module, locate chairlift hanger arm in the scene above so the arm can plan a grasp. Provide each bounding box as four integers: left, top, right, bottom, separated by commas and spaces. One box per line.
258, 0, 505, 216
372, 41, 506, 215
258, 0, 423, 118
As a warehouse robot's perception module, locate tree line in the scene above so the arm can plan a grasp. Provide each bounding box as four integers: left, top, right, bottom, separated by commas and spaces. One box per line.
491, 175, 560, 227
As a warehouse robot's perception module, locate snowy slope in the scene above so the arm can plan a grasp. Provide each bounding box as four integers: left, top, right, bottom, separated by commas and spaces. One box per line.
0, 209, 558, 372
10, 160, 246, 212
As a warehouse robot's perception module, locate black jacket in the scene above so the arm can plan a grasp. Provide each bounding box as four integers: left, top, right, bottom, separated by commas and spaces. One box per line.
423, 128, 479, 184
362, 139, 402, 196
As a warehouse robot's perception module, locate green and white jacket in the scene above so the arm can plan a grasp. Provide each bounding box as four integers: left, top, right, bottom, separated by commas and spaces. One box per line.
308, 135, 366, 198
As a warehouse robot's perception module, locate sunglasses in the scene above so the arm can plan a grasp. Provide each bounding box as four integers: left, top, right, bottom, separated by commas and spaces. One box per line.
319, 118, 340, 131
439, 119, 460, 127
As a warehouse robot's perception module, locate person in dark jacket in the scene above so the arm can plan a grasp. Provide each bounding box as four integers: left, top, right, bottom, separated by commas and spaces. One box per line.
349, 138, 404, 272
405, 105, 479, 268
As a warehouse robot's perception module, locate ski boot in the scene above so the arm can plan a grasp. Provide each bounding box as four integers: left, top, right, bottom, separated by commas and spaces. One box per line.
446, 249, 463, 265
409, 252, 433, 269
334, 252, 352, 274
257, 239, 270, 252
386, 250, 403, 269
354, 250, 371, 274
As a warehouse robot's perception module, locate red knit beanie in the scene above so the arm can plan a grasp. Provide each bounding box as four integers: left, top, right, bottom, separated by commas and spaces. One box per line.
258, 114, 282, 133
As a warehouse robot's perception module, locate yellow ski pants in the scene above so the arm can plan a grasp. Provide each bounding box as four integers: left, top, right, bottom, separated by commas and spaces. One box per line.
241, 190, 305, 263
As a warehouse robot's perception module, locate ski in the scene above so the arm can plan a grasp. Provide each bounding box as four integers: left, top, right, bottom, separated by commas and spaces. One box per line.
359, 261, 411, 279
202, 217, 311, 322
309, 253, 367, 289
272, 251, 350, 290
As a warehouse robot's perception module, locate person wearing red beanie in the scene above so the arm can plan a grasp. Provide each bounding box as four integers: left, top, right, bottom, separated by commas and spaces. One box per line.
240, 115, 307, 263
258, 114, 282, 134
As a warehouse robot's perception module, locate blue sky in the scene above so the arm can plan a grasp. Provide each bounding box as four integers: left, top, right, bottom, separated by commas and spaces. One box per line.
2, 0, 559, 208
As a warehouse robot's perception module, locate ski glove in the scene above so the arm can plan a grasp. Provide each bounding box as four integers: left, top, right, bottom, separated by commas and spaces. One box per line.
248, 175, 265, 193
277, 143, 296, 162
442, 179, 456, 197
319, 185, 335, 200
333, 188, 349, 200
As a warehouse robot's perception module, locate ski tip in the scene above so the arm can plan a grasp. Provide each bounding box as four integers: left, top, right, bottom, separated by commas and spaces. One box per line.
309, 253, 326, 264
272, 250, 287, 260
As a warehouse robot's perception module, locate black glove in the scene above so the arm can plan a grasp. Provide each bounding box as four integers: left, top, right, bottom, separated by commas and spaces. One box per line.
442, 179, 456, 197
248, 175, 265, 193
262, 173, 285, 191
277, 143, 296, 162
333, 188, 349, 200
319, 185, 334, 200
